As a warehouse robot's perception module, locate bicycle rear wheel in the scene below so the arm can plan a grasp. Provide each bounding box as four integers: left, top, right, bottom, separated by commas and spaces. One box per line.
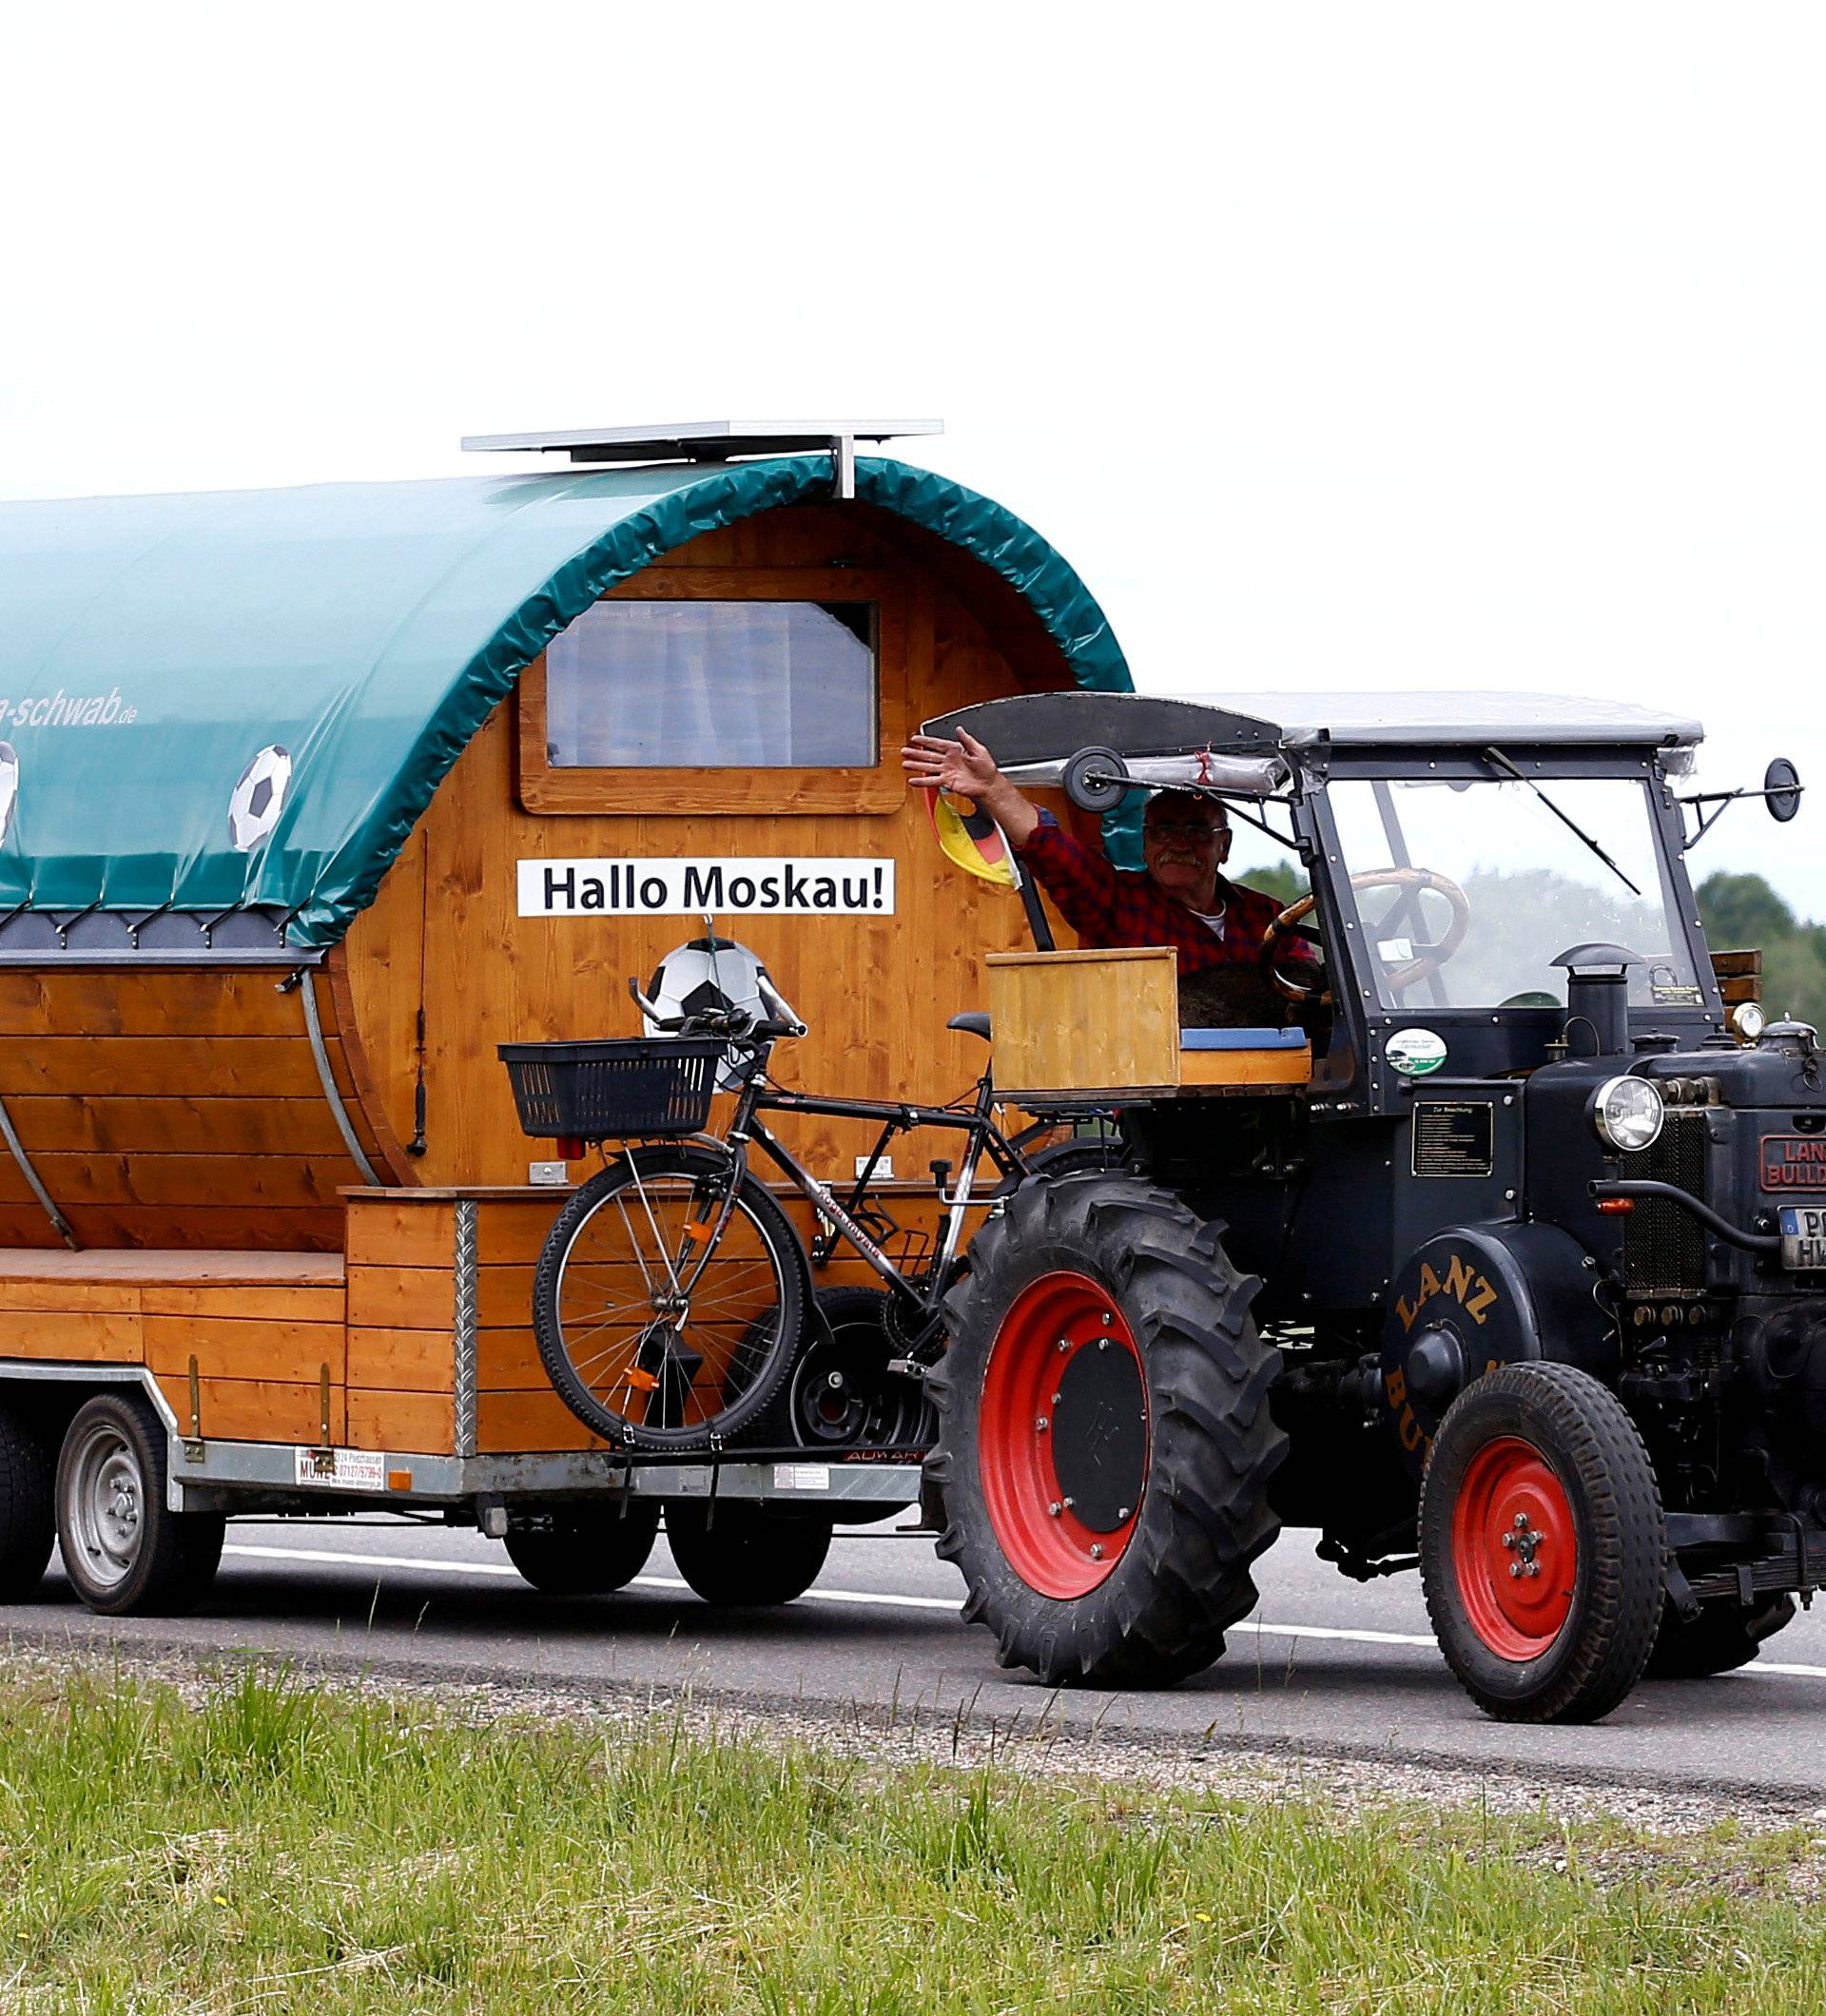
533, 1145, 806, 1449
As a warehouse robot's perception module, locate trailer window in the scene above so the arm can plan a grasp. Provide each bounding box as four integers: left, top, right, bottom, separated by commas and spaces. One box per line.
545, 600, 877, 769
518, 566, 906, 817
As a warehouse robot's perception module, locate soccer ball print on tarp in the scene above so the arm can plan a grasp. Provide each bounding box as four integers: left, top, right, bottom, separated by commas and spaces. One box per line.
227, 745, 293, 852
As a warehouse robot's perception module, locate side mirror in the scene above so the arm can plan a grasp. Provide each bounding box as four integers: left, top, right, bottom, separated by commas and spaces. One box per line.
1678, 757, 1803, 850
1766, 757, 1803, 824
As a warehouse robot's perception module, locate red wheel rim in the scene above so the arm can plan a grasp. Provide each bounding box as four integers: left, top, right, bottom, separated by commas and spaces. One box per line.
1450, 1435, 1578, 1660
978, 1270, 1148, 1599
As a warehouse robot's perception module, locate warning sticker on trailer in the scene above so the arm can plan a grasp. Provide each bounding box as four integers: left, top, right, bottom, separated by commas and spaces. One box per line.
519, 858, 895, 919
295, 1446, 388, 1489
772, 1464, 831, 1492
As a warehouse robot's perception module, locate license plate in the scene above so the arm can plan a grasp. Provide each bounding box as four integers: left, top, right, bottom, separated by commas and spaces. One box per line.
1781, 1205, 1826, 1270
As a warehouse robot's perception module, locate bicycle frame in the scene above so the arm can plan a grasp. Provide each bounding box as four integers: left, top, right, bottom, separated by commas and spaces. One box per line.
720, 1053, 1024, 1325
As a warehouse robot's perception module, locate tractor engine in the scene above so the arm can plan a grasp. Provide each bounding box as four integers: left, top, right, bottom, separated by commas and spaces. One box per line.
1533, 1020, 1826, 1517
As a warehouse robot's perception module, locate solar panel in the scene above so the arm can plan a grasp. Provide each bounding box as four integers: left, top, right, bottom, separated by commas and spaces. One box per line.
459, 418, 942, 462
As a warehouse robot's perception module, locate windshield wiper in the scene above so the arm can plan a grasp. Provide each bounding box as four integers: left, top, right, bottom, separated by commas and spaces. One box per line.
1480, 747, 1642, 897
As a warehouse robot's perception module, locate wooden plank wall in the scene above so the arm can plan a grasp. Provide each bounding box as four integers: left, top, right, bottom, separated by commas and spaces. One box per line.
0, 971, 398, 1250
341, 1191, 938, 1456
340, 502, 1082, 1194
0, 1183, 973, 1460
347, 1195, 573, 1454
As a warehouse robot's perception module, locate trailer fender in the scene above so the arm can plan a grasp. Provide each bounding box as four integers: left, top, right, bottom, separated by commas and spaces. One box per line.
1378, 1225, 1611, 1479
0, 1363, 184, 1503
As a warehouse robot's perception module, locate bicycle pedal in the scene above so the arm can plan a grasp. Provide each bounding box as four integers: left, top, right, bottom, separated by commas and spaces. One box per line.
884, 1358, 927, 1382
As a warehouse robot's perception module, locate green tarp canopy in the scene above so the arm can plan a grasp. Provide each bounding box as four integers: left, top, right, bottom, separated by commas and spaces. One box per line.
0, 455, 1131, 952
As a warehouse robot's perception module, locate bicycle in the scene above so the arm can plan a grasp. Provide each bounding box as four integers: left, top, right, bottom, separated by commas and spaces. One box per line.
500, 963, 1039, 1452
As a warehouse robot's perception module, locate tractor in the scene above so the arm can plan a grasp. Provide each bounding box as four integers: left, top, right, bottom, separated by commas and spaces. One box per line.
923, 688, 1818, 1722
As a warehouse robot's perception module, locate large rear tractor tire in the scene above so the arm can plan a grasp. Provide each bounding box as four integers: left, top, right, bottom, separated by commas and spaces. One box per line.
54, 1393, 225, 1618
928, 1174, 1287, 1688
503, 1499, 662, 1595
663, 1501, 833, 1606
1646, 1593, 1795, 1679
0, 1402, 54, 1601
1420, 1362, 1664, 1723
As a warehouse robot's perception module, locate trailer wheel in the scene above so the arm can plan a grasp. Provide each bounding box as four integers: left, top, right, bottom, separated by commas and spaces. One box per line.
928, 1174, 1286, 1688
1645, 1593, 1795, 1678
54, 1394, 224, 1617
662, 1501, 832, 1606
1420, 1363, 1664, 1723
503, 1499, 661, 1596
0, 1402, 54, 1601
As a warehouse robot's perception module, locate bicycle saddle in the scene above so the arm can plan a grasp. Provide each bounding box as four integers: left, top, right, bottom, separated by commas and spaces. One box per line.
946, 1012, 992, 1042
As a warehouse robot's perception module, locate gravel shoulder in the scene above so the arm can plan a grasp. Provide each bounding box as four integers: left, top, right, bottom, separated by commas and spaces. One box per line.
8, 1627, 1822, 1848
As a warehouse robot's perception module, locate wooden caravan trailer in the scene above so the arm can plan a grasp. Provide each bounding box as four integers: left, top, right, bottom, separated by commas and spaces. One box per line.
0, 420, 1136, 1612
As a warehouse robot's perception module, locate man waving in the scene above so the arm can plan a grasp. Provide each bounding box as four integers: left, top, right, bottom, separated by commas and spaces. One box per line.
902, 727, 1306, 1004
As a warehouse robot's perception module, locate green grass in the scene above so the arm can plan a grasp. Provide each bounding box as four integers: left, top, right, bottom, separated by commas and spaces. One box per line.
1, 1664, 1824, 2013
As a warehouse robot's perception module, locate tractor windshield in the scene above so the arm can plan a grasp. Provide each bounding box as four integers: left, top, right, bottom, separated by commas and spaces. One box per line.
1327, 773, 1702, 1012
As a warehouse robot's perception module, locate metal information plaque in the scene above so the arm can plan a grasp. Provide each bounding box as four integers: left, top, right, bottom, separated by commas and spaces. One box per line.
1412, 1102, 1496, 1179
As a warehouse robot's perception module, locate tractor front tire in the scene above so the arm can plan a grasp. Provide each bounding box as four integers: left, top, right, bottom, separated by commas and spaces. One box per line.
928, 1174, 1286, 1688
1420, 1362, 1664, 1723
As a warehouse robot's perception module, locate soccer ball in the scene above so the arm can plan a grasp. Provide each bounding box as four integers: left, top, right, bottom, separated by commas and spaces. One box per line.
227, 745, 292, 852
0, 744, 19, 846
645, 935, 773, 1090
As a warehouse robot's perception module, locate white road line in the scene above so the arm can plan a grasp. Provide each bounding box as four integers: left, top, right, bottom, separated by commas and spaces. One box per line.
1227, 1618, 1436, 1650
218, 1545, 1826, 1678
229, 1544, 543, 1580
223, 1543, 962, 1611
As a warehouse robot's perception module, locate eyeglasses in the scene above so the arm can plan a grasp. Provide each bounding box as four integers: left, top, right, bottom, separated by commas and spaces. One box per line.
1145, 820, 1223, 843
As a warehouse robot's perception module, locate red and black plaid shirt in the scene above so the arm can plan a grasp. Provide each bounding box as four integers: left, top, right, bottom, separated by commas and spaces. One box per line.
1015, 811, 1308, 974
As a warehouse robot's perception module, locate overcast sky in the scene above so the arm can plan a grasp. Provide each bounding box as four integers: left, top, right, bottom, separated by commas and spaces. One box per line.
2, 5, 1817, 916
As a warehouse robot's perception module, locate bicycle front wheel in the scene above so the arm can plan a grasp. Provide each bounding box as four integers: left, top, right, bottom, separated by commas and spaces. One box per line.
532, 1145, 806, 1449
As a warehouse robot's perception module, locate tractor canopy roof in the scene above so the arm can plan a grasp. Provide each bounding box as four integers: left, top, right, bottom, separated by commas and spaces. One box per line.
923, 689, 1702, 798
1179, 690, 1703, 751
0, 456, 1128, 958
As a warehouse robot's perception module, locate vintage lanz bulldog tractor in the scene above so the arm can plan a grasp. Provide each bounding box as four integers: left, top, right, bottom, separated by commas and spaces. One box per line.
924, 689, 1819, 1722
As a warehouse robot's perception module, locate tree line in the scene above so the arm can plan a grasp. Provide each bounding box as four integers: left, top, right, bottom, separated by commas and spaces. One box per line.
1697, 872, 1826, 1030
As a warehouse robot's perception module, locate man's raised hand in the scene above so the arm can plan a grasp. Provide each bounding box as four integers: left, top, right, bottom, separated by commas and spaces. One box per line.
900, 728, 1040, 845
900, 727, 1002, 798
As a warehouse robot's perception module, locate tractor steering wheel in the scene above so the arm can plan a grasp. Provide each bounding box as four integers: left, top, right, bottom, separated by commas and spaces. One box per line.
1348, 866, 1472, 996
1262, 867, 1472, 1004
1260, 895, 1331, 1004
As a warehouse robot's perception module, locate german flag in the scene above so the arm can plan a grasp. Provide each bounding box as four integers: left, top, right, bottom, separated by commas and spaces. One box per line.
923, 788, 1022, 890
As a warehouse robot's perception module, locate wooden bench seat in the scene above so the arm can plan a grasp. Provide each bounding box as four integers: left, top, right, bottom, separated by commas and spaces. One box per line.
0, 1248, 348, 1444
0, 1248, 343, 1290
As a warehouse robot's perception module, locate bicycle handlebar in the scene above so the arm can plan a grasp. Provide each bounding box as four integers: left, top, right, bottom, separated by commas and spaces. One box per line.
626, 975, 806, 1045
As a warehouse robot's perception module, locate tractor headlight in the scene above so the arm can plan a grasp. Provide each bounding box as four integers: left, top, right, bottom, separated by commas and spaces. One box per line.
1730, 1000, 1766, 1044
1591, 1075, 1664, 1153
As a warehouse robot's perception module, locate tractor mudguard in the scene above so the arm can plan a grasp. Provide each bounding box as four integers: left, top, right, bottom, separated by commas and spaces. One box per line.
1378, 1224, 1613, 1480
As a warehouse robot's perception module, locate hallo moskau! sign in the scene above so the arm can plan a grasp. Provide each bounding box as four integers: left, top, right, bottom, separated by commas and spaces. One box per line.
517, 857, 895, 919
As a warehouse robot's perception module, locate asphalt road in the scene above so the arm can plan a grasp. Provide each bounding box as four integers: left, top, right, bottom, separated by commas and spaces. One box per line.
10, 1514, 1826, 1801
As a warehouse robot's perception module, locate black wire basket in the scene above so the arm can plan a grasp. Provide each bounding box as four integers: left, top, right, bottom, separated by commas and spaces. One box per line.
497, 1037, 725, 1140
